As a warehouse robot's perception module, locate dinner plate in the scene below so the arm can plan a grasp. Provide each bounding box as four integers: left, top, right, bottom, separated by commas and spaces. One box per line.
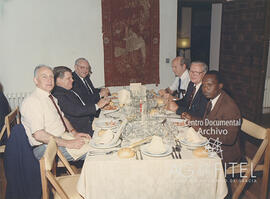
95, 118, 119, 129
167, 118, 187, 127
89, 139, 121, 149
141, 144, 172, 157
102, 108, 119, 115
180, 139, 208, 150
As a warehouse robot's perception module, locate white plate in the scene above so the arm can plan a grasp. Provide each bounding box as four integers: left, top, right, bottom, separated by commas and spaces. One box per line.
90, 139, 121, 149
180, 138, 208, 146
95, 118, 119, 129
141, 144, 172, 157
180, 139, 208, 150
102, 108, 119, 115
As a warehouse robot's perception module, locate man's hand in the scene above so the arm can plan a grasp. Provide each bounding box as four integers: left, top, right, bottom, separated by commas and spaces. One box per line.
181, 112, 192, 120
164, 93, 175, 101
74, 132, 91, 139
166, 101, 179, 112
65, 138, 85, 149
100, 88, 110, 97
158, 89, 166, 96
97, 98, 110, 109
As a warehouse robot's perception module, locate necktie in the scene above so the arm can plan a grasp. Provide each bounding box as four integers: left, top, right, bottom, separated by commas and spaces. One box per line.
83, 78, 93, 94
177, 78, 182, 98
48, 94, 68, 132
203, 101, 213, 119
188, 85, 196, 109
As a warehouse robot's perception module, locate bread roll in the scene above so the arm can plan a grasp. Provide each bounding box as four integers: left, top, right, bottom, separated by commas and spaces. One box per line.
193, 147, 208, 158
117, 148, 135, 159
98, 129, 107, 137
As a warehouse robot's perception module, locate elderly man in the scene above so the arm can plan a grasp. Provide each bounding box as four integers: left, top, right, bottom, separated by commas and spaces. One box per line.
159, 56, 190, 99
52, 66, 110, 137
21, 65, 90, 161
167, 61, 208, 118
184, 70, 242, 165
72, 57, 110, 104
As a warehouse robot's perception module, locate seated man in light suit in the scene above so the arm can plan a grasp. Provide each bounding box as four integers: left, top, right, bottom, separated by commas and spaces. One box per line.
159, 56, 190, 100
167, 61, 209, 119
21, 65, 90, 161
52, 66, 110, 137
72, 57, 110, 104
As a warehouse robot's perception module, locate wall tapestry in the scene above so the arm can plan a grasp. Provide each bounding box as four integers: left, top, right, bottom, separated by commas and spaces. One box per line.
102, 0, 160, 86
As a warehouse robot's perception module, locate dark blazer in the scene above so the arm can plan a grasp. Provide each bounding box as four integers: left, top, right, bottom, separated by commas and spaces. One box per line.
0, 91, 10, 145
52, 86, 99, 136
175, 81, 208, 118
198, 90, 242, 164
4, 124, 42, 199
72, 72, 101, 104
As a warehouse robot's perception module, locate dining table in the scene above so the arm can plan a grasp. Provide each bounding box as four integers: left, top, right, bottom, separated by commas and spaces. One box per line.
76, 89, 228, 199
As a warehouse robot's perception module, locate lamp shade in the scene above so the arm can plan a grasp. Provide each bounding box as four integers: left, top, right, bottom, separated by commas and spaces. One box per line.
177, 37, 191, 49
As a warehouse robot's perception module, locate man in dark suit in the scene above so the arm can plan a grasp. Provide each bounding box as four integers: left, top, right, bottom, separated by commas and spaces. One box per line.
184, 70, 242, 165
0, 88, 10, 145
167, 61, 208, 118
72, 57, 110, 104
52, 66, 110, 136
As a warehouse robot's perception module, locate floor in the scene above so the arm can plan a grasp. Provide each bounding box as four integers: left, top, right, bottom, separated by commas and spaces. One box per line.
0, 114, 270, 199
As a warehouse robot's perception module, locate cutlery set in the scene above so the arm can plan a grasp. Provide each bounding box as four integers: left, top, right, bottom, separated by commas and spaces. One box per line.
171, 140, 182, 159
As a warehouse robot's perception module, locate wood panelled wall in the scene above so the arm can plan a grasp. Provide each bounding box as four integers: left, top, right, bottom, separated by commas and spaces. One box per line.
219, 0, 269, 121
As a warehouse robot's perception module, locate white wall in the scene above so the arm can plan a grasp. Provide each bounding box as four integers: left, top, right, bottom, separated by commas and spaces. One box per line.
209, 3, 222, 71
0, 0, 177, 94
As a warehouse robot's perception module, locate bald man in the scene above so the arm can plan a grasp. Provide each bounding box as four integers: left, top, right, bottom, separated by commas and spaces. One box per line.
159, 56, 190, 100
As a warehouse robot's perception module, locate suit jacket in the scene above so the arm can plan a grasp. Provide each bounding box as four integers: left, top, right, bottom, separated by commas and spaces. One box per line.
4, 124, 42, 199
52, 86, 99, 136
0, 91, 10, 145
72, 72, 101, 104
197, 90, 242, 164
175, 81, 208, 118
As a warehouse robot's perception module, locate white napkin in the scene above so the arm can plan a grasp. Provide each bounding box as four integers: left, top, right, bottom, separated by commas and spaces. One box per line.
61, 133, 92, 160
118, 89, 131, 106
185, 127, 207, 144
147, 136, 166, 154
96, 130, 114, 144
130, 83, 142, 96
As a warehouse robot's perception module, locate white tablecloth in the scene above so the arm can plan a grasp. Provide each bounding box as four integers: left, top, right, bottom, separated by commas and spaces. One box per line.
77, 149, 228, 199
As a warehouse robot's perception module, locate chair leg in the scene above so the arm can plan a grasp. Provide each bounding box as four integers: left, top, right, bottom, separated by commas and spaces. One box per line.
0, 157, 6, 199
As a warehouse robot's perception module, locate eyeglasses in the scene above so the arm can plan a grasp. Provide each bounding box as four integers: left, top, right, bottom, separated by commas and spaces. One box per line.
189, 70, 204, 75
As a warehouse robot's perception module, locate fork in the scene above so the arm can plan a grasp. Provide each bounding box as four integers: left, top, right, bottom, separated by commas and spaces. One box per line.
175, 140, 182, 159
139, 149, 143, 160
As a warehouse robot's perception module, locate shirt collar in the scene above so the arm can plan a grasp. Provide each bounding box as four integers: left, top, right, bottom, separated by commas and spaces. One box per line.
210, 93, 221, 110
180, 69, 189, 80
35, 87, 51, 97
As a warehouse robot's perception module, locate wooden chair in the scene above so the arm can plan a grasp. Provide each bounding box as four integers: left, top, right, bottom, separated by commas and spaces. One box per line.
0, 107, 20, 153
0, 107, 20, 198
226, 118, 270, 199
39, 137, 82, 199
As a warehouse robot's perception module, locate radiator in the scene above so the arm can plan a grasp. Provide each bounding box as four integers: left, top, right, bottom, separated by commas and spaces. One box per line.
263, 77, 270, 108
5, 92, 30, 110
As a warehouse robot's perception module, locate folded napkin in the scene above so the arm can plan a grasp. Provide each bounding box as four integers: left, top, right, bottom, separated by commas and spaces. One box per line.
147, 136, 166, 154
185, 127, 207, 144
61, 133, 92, 160
118, 89, 131, 106
96, 129, 114, 144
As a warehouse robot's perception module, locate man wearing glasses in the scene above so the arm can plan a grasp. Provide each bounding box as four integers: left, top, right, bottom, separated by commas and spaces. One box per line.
72, 57, 110, 105
167, 61, 208, 118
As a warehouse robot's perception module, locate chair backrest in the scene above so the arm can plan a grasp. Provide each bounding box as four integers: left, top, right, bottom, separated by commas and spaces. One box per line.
0, 107, 20, 153
39, 138, 76, 199
228, 118, 270, 199
5, 107, 20, 137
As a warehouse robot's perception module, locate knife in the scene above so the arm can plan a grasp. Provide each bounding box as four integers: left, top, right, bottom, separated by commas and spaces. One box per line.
88, 149, 118, 156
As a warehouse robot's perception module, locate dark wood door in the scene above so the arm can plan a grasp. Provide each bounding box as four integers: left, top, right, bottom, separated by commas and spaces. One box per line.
219, 0, 270, 121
